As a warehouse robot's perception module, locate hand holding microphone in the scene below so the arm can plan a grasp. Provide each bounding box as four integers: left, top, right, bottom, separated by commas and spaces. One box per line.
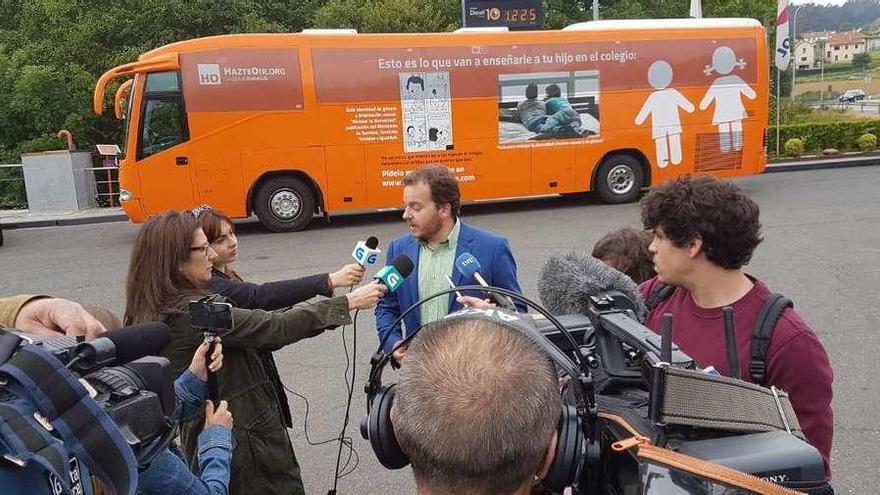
373, 254, 415, 362
345, 281, 387, 310
456, 295, 495, 309
335, 235, 379, 290
330, 263, 366, 288
454, 253, 517, 312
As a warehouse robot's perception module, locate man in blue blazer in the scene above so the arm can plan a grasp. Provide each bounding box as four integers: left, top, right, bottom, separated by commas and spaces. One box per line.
375, 165, 523, 358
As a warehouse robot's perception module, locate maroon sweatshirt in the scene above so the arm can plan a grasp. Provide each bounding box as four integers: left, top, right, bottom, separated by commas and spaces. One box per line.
640, 277, 834, 478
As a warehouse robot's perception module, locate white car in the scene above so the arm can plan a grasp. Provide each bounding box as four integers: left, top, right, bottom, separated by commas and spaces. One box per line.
839, 89, 867, 102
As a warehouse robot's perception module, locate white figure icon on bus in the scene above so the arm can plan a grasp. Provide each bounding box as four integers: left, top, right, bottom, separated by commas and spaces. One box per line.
635, 60, 695, 169
700, 46, 756, 153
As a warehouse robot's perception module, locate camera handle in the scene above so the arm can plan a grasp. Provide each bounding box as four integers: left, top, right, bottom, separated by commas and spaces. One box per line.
204, 331, 220, 402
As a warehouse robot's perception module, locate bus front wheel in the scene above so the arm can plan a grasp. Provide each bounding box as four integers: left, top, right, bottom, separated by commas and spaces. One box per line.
595, 155, 644, 204
253, 176, 316, 232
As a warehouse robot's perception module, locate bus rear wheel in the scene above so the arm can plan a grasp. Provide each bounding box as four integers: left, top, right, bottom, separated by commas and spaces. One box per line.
253, 176, 316, 232
595, 154, 645, 204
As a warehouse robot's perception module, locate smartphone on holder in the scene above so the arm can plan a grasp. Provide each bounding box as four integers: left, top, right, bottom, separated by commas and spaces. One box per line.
189, 296, 232, 402
189, 296, 234, 331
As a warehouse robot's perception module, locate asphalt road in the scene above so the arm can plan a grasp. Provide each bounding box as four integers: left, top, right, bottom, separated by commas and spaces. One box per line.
1, 166, 878, 494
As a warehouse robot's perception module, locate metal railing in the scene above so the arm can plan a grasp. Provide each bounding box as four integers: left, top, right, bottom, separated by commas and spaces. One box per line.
84, 166, 120, 207
0, 163, 120, 210
0, 163, 27, 210
807, 99, 880, 113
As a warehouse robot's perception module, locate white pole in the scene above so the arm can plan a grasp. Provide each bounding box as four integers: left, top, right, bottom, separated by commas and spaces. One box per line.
776, 67, 782, 156
460, 0, 466, 28
792, 5, 803, 98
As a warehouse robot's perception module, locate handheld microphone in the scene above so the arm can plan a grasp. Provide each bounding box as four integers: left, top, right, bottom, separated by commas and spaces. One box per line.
70, 323, 171, 373
454, 252, 517, 311
374, 254, 414, 293
444, 274, 464, 299
352, 236, 381, 266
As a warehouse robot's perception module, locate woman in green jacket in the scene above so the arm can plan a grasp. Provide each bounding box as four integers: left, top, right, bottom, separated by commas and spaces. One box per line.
123, 210, 385, 495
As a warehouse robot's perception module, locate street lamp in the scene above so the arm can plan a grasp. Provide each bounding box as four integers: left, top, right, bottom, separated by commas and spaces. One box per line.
792, 4, 804, 98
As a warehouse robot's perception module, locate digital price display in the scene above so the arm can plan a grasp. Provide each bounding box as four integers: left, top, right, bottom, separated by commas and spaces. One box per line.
464, 0, 543, 30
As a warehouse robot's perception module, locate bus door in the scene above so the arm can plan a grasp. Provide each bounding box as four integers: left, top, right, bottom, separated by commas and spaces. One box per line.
134, 71, 196, 212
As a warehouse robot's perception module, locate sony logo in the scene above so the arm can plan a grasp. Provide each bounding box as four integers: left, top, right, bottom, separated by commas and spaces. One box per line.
762, 474, 789, 484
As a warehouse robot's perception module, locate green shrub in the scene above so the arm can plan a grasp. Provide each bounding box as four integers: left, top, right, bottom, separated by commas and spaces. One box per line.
784, 138, 805, 157
769, 119, 880, 155
16, 135, 67, 155
858, 133, 877, 151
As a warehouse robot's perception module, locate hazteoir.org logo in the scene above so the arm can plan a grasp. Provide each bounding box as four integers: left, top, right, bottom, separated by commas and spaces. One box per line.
198, 64, 222, 85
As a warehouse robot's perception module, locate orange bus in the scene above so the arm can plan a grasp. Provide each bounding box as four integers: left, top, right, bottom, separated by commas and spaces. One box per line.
93, 18, 769, 232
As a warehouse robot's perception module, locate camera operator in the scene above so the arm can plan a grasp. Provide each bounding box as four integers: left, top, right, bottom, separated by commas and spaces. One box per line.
639, 175, 834, 478
390, 316, 561, 495
1, 294, 106, 339
2, 296, 234, 494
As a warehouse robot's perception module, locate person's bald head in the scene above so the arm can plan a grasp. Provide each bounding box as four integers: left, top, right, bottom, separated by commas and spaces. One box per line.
393, 316, 560, 494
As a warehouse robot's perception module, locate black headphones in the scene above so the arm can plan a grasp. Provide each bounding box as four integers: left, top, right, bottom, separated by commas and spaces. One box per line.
362, 285, 596, 492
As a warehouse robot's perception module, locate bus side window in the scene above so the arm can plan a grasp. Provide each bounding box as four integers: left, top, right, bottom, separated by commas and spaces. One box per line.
138, 71, 189, 160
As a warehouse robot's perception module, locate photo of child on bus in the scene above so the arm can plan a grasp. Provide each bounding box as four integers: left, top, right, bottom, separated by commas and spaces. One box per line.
498, 71, 600, 144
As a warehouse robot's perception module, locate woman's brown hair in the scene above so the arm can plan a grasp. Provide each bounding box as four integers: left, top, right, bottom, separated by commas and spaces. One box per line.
194, 206, 234, 245
592, 227, 656, 285
124, 210, 205, 325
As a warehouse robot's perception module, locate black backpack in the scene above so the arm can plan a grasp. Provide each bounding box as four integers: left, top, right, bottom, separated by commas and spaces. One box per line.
645, 283, 793, 385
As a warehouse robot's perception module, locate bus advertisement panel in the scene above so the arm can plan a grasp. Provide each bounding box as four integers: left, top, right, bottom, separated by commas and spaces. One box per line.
94, 19, 768, 231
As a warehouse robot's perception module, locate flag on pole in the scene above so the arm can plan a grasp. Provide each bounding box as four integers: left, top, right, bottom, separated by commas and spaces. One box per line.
775, 0, 791, 70
690, 0, 702, 19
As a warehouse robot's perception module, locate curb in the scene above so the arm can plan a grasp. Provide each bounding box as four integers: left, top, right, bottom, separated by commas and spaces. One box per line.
1, 213, 127, 230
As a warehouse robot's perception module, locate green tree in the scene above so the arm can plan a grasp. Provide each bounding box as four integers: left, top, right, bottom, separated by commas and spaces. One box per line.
0, 0, 330, 163
853, 51, 872, 71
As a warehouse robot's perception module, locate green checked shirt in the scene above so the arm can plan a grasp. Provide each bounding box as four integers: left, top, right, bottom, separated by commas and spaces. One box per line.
418, 220, 461, 326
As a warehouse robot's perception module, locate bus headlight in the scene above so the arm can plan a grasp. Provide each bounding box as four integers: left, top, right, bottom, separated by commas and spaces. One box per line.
119, 190, 133, 201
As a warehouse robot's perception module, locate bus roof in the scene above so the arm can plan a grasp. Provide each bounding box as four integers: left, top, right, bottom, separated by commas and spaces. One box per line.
138, 18, 764, 59
564, 18, 762, 31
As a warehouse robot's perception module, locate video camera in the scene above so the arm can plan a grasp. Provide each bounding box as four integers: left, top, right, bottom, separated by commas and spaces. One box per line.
531, 291, 831, 494
0, 324, 176, 495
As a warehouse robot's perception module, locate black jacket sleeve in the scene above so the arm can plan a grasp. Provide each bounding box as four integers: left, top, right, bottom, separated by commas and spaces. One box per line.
205, 272, 333, 311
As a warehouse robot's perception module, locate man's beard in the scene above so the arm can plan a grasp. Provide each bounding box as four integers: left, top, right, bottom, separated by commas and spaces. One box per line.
413, 216, 444, 242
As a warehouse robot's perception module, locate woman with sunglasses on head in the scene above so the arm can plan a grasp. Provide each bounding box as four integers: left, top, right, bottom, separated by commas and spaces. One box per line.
192, 205, 366, 311
192, 205, 369, 455
124, 210, 386, 495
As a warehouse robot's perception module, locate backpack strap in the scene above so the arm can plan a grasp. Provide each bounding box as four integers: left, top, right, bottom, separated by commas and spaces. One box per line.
646, 283, 675, 312
749, 294, 793, 385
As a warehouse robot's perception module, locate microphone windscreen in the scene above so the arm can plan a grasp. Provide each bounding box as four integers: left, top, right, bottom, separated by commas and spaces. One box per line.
105, 323, 172, 365
391, 254, 415, 278
454, 252, 481, 277
538, 251, 647, 322
366, 236, 379, 249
